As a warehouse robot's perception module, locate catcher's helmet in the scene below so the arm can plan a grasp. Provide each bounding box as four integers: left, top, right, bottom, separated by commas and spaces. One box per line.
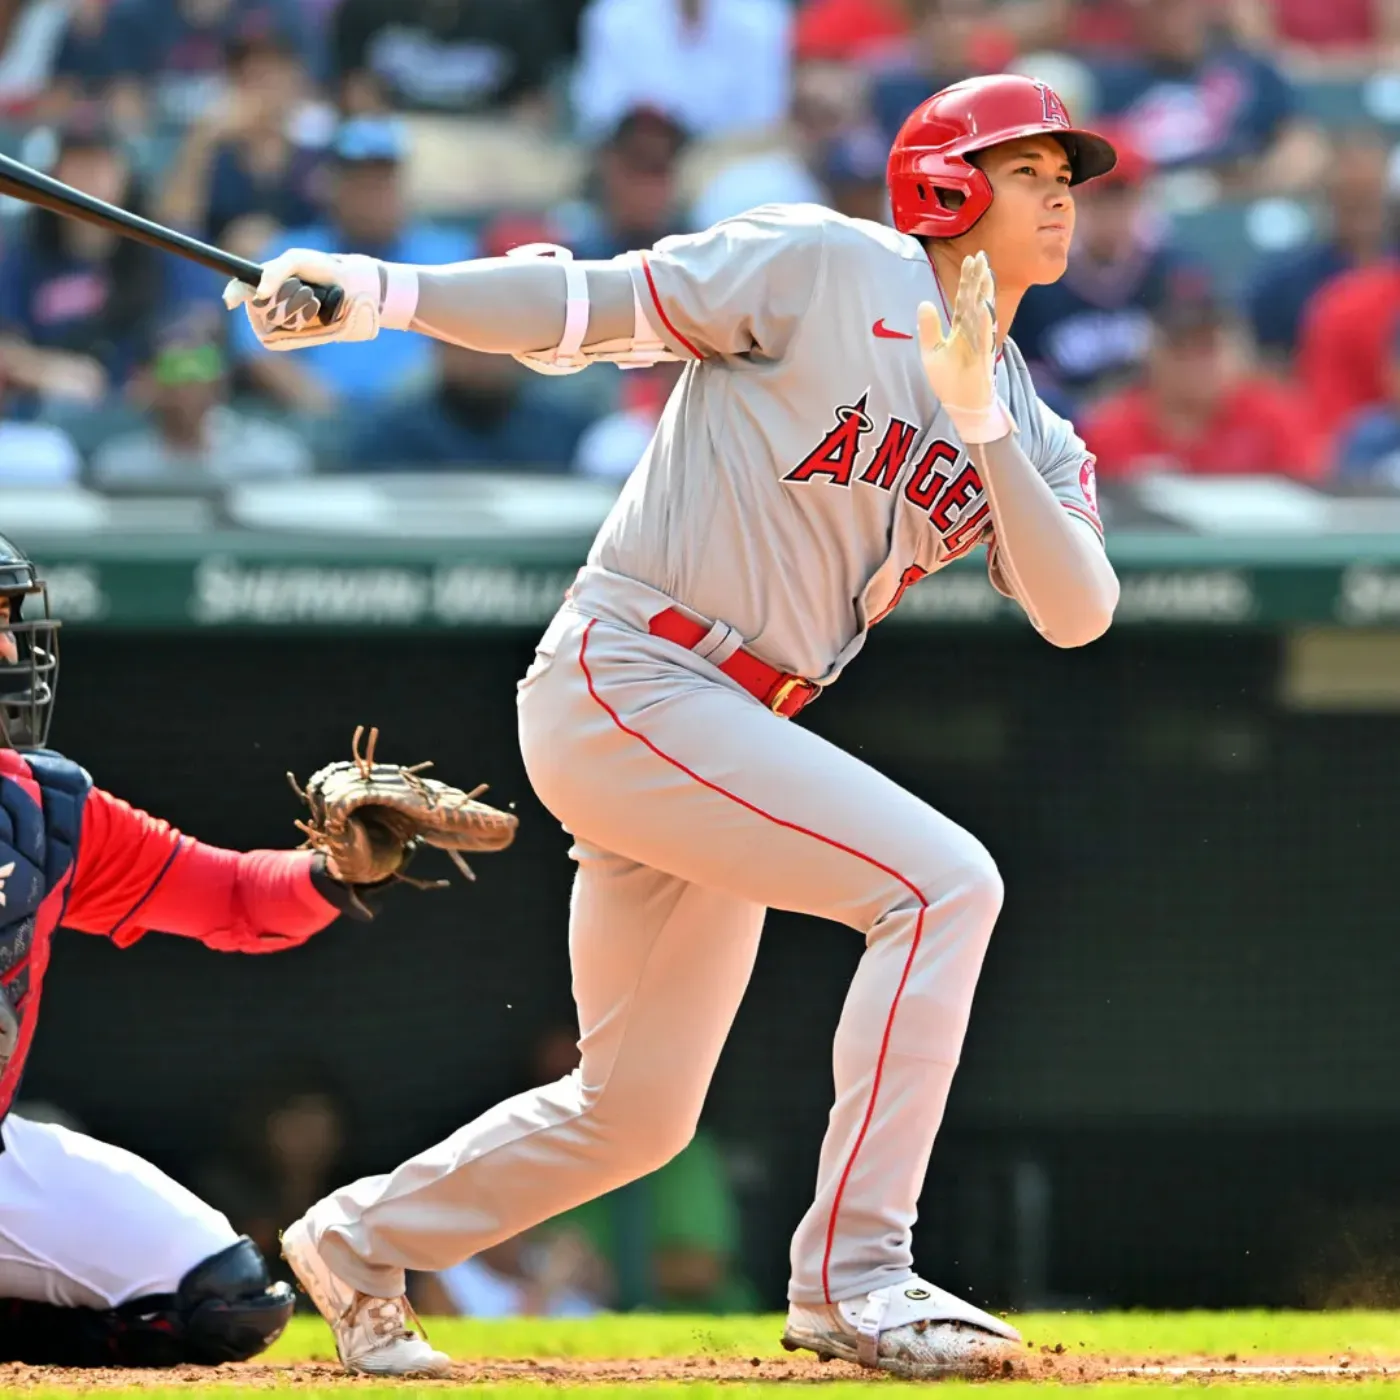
887, 74, 1118, 239
0, 533, 59, 750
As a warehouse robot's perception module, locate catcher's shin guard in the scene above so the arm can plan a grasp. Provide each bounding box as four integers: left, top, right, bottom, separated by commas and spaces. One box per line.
0, 1236, 294, 1366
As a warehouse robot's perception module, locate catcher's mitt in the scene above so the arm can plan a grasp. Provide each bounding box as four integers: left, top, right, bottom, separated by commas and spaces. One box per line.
288, 726, 518, 904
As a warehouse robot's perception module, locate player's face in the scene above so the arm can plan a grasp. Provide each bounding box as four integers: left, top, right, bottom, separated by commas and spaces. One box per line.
0, 598, 16, 666
967, 135, 1075, 287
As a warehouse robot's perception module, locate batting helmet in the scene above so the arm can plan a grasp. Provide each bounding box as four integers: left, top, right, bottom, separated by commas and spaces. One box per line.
887, 74, 1118, 239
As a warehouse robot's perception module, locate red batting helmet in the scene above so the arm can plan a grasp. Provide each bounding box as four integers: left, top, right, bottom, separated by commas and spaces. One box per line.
887, 74, 1118, 239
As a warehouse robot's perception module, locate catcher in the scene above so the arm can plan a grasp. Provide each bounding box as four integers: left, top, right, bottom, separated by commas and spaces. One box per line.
0, 529, 514, 1368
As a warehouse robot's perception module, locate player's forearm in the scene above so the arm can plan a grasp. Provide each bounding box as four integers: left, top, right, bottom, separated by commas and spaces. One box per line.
973, 434, 1118, 648
404, 259, 636, 354
130, 841, 338, 952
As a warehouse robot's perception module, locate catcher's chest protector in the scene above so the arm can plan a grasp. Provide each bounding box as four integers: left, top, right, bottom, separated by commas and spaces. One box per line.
0, 749, 91, 1119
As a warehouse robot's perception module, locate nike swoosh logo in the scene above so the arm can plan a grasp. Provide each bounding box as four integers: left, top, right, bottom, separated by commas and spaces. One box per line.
872, 319, 912, 340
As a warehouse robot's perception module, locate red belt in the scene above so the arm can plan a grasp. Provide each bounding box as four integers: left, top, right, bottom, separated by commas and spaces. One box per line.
647, 607, 820, 718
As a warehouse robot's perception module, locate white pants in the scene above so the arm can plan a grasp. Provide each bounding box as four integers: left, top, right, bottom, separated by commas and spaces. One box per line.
306, 600, 1002, 1306
0, 1114, 239, 1308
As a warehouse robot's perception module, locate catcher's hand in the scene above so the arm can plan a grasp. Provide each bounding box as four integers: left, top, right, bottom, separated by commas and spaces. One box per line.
288, 726, 518, 909
917, 250, 1014, 445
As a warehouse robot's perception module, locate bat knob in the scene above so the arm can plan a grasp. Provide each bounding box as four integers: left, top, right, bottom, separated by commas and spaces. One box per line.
315, 283, 345, 325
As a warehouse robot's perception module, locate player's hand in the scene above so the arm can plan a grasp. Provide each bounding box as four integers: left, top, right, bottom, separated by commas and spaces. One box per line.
917, 250, 1013, 445
222, 249, 396, 351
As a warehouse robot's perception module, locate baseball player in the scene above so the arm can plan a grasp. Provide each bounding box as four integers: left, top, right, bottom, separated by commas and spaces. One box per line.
227, 75, 1119, 1380
0, 532, 513, 1367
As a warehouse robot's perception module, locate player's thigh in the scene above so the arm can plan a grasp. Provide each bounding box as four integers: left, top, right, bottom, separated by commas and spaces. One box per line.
567, 841, 764, 1142
0, 1115, 237, 1307
522, 619, 998, 930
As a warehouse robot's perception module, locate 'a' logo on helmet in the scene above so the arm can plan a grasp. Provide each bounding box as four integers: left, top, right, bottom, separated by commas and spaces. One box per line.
1036, 82, 1070, 127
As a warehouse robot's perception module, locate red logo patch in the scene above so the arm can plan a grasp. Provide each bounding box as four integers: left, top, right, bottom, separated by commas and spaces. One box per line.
872, 319, 912, 340
1037, 82, 1071, 128
1079, 456, 1099, 515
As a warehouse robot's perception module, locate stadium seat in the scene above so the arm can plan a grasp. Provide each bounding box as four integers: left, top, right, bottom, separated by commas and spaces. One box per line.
1167, 198, 1317, 298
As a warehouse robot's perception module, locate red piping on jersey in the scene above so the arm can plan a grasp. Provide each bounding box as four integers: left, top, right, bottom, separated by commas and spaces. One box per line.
1061, 500, 1103, 539
577, 619, 927, 1304
639, 254, 704, 361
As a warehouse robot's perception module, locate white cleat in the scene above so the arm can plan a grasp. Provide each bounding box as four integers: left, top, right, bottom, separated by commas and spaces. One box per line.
281, 1214, 451, 1377
782, 1276, 1022, 1379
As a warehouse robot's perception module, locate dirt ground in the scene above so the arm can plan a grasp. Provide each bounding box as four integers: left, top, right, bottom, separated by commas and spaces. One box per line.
3, 1350, 1396, 1388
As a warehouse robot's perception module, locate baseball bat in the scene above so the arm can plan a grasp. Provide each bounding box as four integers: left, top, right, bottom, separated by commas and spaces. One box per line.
0, 151, 344, 323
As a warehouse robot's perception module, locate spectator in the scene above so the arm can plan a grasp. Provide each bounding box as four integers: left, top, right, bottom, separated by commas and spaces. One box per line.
688, 58, 863, 228
194, 1066, 352, 1296
79, 0, 319, 133
1247, 133, 1392, 363
870, 0, 1018, 144
552, 106, 689, 263
1297, 239, 1400, 438
1084, 293, 1323, 479
0, 354, 82, 482
0, 117, 208, 405
333, 0, 558, 118
8, 0, 101, 122
794, 0, 911, 64
572, 0, 791, 143
1013, 134, 1202, 410
231, 116, 473, 418
574, 360, 684, 480
421, 1227, 608, 1319
346, 339, 592, 471
1087, 0, 1324, 194
90, 335, 312, 487
1333, 321, 1400, 489
157, 14, 328, 258
817, 123, 890, 224
427, 1023, 755, 1316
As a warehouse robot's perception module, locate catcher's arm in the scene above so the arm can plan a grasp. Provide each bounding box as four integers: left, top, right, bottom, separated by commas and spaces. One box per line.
288, 726, 518, 916
63, 786, 338, 951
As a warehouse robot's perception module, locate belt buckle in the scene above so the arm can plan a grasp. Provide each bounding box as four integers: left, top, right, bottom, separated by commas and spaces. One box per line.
768, 675, 809, 715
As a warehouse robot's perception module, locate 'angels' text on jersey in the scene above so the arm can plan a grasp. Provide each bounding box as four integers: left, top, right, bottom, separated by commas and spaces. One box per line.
784, 395, 990, 561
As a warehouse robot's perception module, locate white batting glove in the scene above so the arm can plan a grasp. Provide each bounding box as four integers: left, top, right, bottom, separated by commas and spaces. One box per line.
917, 250, 1014, 445
221, 249, 419, 351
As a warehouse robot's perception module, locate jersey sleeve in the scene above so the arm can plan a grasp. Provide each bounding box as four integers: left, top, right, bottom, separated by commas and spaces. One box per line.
63, 786, 337, 952
631, 205, 827, 362
988, 397, 1103, 600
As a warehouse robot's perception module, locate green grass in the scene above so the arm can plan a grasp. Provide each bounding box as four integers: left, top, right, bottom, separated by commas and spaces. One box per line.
254, 1310, 1400, 1362
17, 1313, 1400, 1396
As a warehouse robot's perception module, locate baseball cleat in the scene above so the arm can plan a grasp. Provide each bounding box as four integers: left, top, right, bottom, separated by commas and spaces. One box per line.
280, 1215, 451, 1377
781, 1276, 1022, 1379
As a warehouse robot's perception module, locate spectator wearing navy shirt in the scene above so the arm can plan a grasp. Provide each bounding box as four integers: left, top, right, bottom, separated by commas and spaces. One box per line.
231, 116, 473, 419
1013, 133, 1203, 413
156, 14, 327, 256
59, 0, 320, 132
0, 117, 208, 406
1246, 131, 1393, 363
345, 340, 592, 472
1087, 0, 1324, 194
551, 106, 689, 262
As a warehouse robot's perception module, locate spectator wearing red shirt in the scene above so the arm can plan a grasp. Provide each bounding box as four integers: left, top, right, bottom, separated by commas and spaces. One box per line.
1084, 294, 1323, 479
1297, 254, 1400, 437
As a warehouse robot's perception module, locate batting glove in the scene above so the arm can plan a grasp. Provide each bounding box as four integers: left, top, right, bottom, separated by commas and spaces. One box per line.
918, 250, 1015, 445
222, 249, 419, 351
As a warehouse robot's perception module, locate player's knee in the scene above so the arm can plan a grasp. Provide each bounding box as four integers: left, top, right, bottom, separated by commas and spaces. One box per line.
591, 1092, 699, 1178
956, 842, 1004, 929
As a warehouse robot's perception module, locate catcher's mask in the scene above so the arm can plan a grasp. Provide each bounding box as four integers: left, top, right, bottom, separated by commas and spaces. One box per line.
0, 533, 60, 751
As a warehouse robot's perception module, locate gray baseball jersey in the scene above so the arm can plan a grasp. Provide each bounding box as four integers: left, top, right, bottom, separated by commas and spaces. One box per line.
588, 202, 1103, 681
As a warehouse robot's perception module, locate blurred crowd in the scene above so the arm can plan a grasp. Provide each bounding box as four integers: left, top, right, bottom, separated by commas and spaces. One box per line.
2, 0, 1400, 491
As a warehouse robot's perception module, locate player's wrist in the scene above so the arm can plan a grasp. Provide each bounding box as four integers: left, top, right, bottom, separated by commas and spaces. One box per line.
946, 399, 1015, 445
378, 262, 419, 331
